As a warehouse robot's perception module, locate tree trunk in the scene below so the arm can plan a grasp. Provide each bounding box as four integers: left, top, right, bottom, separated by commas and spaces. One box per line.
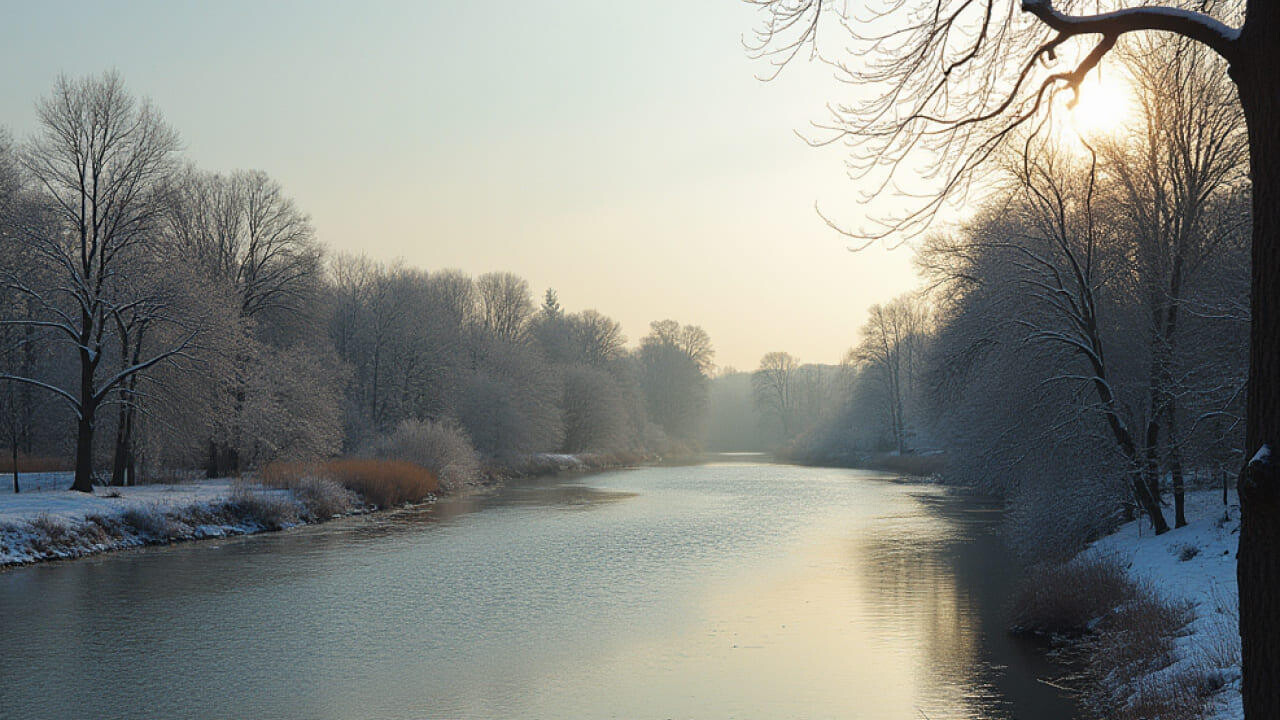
70, 412, 95, 493
11, 442, 18, 494
1172, 454, 1187, 528
110, 403, 130, 486
1233, 23, 1280, 716
1169, 412, 1187, 528
1132, 466, 1170, 535
205, 441, 239, 479
69, 336, 96, 494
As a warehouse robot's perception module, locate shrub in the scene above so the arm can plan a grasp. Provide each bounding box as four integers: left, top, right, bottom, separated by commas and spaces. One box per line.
260, 458, 436, 508
25, 513, 76, 554
317, 459, 437, 507
82, 513, 126, 542
366, 420, 480, 492
1015, 553, 1208, 719
1091, 585, 1195, 686
1113, 674, 1210, 720
119, 505, 177, 539
1010, 553, 1137, 636
291, 476, 358, 519
229, 482, 302, 529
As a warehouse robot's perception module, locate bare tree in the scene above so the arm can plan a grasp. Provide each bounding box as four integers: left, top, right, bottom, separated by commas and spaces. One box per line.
476, 272, 533, 344
749, 0, 1280, 709
164, 167, 322, 320
569, 310, 627, 366
1, 73, 186, 493
1102, 33, 1249, 527
855, 294, 930, 454
753, 351, 800, 440
638, 320, 715, 448
644, 319, 716, 373
163, 167, 324, 476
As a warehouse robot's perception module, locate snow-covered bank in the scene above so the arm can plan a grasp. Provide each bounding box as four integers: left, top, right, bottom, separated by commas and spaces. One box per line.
1083, 489, 1242, 719
0, 451, 639, 568
0, 472, 362, 567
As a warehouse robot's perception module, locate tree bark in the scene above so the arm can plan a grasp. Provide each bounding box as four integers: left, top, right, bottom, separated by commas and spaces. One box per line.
70, 412, 94, 493
1168, 411, 1187, 528
110, 402, 131, 487
1132, 466, 1170, 535
1233, 16, 1280, 714
69, 336, 97, 493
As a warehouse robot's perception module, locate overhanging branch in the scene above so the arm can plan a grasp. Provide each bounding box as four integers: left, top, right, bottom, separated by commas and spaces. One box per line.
1021, 0, 1240, 64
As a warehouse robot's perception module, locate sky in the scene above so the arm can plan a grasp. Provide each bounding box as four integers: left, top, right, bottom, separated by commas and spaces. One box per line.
0, 0, 921, 370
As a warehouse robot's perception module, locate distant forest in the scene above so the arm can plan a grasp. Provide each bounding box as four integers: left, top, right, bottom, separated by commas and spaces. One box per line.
0, 73, 720, 490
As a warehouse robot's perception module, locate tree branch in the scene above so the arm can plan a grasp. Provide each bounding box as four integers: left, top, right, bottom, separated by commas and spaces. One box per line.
1021, 0, 1240, 64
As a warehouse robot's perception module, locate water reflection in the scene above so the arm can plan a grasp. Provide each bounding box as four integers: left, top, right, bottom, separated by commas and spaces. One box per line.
0, 463, 1077, 720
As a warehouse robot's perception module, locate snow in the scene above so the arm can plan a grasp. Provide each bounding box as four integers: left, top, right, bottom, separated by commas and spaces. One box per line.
1249, 444, 1269, 466
0, 472, 238, 524
0, 472, 300, 567
1087, 489, 1242, 720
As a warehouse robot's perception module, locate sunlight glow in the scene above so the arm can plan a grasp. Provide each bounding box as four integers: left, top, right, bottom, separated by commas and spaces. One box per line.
1067, 73, 1134, 137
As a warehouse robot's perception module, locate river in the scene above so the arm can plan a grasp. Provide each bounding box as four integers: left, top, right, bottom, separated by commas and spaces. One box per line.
0, 459, 1078, 719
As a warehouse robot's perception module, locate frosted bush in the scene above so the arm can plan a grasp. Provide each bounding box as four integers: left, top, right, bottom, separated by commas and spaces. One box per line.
369, 419, 481, 492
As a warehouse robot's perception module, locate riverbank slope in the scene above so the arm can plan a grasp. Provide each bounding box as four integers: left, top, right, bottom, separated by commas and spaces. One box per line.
0, 451, 645, 568
1026, 489, 1243, 719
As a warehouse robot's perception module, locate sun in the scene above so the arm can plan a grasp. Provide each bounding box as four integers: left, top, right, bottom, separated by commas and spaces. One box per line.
1066, 73, 1134, 137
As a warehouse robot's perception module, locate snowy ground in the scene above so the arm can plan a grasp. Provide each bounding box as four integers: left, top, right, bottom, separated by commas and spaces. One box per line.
0, 471, 304, 566
1088, 489, 1242, 720
1, 472, 238, 523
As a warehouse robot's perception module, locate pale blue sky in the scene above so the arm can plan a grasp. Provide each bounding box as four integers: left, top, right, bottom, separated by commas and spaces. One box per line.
0, 0, 919, 369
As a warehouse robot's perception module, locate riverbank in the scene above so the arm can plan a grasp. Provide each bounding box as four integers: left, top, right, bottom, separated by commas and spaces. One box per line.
0, 471, 375, 567
0, 451, 645, 568
1017, 489, 1242, 720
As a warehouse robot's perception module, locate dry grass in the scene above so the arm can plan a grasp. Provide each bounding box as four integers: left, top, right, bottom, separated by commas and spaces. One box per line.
119, 505, 177, 539
1090, 584, 1195, 688
1011, 553, 1137, 636
290, 476, 359, 519
24, 513, 75, 554
1196, 585, 1241, 673
320, 459, 437, 507
228, 482, 302, 529
1114, 675, 1210, 720
0, 452, 71, 474
260, 459, 437, 509
1015, 553, 1218, 719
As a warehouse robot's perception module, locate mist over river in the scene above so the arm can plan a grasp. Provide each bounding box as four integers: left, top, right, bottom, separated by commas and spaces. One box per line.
0, 459, 1078, 719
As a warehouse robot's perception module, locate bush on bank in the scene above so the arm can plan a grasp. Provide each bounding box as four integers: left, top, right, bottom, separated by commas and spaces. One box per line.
1010, 553, 1224, 719
260, 459, 436, 508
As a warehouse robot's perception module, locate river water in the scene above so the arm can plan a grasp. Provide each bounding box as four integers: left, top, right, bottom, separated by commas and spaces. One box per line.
0, 459, 1078, 719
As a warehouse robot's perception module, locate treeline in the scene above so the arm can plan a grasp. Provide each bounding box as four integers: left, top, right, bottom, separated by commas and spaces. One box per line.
752, 34, 1249, 554
0, 72, 714, 492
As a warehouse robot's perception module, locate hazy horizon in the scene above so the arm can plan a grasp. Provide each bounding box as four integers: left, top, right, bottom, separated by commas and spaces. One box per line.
0, 0, 919, 369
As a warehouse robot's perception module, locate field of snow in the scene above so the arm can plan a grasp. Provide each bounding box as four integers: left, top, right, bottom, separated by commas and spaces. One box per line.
1090, 489, 1243, 720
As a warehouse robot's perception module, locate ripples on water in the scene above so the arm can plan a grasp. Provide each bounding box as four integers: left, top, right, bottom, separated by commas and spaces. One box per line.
0, 461, 1078, 719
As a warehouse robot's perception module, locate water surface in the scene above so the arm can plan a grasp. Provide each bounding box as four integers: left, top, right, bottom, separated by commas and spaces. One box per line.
0, 461, 1077, 719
